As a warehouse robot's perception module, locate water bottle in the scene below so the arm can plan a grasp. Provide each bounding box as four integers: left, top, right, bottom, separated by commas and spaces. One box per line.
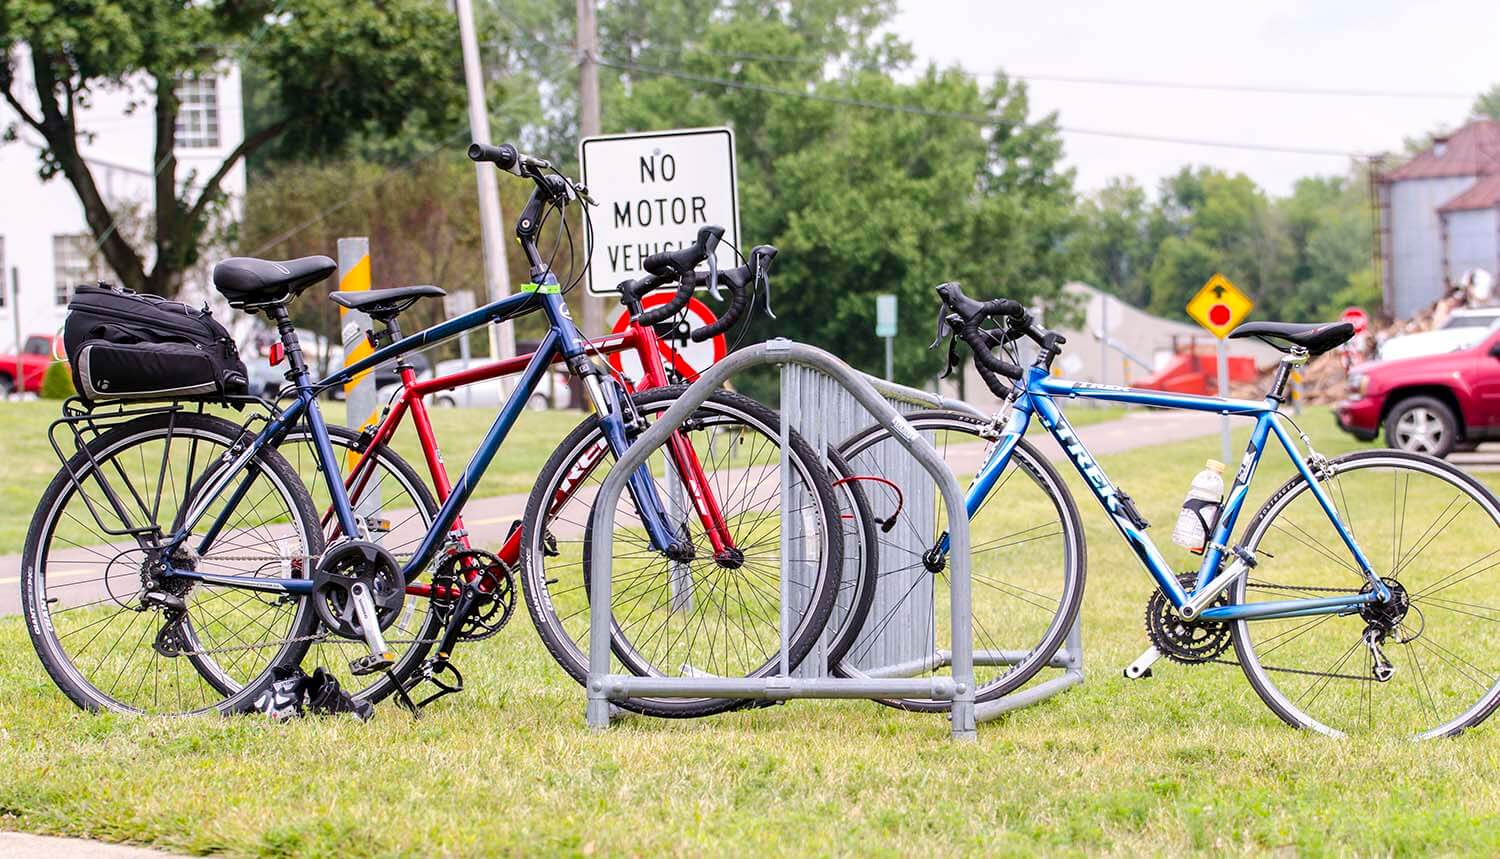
1171, 460, 1225, 553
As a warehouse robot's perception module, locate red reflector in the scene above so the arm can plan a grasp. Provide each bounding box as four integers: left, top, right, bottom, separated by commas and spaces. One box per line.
269, 342, 285, 366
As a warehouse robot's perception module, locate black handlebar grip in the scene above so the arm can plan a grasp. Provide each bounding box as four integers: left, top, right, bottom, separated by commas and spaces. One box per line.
642, 225, 726, 277
635, 279, 694, 326
467, 142, 520, 174
959, 320, 1023, 381
691, 279, 750, 342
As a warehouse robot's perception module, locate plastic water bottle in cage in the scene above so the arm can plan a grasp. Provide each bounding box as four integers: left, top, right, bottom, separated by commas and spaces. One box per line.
1170, 460, 1225, 553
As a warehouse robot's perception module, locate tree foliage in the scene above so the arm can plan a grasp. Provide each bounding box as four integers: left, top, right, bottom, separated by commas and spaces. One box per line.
1, 0, 462, 296
1474, 83, 1500, 121
1074, 163, 1379, 323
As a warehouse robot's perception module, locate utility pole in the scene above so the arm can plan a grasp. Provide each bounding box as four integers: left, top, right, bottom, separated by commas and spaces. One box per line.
455, 0, 516, 366
577, 0, 606, 338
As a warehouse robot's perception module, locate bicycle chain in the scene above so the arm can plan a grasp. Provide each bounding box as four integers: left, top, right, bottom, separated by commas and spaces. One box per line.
1204, 580, 1379, 681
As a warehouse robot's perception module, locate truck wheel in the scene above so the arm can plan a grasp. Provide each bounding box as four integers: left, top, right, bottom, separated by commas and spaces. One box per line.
0, 374, 13, 396
1384, 396, 1458, 458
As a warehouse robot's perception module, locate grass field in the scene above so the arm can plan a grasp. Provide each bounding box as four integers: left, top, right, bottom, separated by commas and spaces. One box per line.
3, 404, 1498, 855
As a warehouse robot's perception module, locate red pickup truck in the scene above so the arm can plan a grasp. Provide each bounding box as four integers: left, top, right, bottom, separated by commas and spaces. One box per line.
1336, 327, 1500, 457
0, 334, 63, 395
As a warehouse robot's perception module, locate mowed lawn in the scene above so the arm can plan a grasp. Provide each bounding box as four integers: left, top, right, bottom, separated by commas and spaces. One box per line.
0, 403, 1498, 855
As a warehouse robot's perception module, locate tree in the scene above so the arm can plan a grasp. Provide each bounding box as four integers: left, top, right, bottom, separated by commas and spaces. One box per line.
580, 1, 1077, 386
1474, 83, 1500, 121
1072, 178, 1155, 307
1, 0, 462, 296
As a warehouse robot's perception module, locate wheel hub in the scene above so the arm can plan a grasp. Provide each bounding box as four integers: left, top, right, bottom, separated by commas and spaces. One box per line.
1360, 577, 1411, 631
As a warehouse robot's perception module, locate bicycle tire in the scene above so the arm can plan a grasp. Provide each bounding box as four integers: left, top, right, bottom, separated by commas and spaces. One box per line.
835, 409, 1087, 711
22, 411, 323, 715
1231, 448, 1500, 739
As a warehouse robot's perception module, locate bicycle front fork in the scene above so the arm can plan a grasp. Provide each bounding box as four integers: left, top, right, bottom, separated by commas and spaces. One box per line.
581, 373, 694, 560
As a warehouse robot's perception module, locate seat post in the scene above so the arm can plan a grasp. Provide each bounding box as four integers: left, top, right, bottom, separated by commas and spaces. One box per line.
266, 304, 310, 381
1266, 347, 1308, 404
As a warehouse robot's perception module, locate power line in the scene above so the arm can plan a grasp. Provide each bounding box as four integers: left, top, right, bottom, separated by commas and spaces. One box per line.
592, 55, 1363, 158
626, 46, 1475, 101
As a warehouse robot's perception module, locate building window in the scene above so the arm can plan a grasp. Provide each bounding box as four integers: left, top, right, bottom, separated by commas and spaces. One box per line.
53, 234, 102, 305
175, 77, 221, 149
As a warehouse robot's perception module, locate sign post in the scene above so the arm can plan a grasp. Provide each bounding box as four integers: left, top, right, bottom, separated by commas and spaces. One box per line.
1186, 272, 1254, 464
10, 267, 21, 397
876, 294, 898, 380
444, 290, 478, 407
580, 128, 740, 296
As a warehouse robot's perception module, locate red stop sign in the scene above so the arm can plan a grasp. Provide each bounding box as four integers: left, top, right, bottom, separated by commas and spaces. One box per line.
1208, 304, 1232, 326
1340, 306, 1369, 335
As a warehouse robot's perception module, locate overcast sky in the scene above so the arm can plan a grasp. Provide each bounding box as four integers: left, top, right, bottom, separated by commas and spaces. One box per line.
893, 0, 1499, 197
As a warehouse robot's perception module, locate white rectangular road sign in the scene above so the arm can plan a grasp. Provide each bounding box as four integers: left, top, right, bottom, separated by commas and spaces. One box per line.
580, 127, 740, 296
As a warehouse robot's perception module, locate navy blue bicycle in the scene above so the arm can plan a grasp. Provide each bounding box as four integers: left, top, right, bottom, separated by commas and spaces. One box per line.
21, 144, 844, 717
837, 282, 1500, 739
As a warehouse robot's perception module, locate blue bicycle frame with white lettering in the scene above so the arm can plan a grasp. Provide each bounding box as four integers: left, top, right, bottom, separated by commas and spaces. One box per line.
944, 366, 1389, 622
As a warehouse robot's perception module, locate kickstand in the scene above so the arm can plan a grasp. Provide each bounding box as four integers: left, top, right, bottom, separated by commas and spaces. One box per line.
389, 660, 466, 719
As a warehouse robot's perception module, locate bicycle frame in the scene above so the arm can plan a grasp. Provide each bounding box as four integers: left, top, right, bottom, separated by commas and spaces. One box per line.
336, 308, 737, 599
155, 282, 696, 597
948, 366, 1390, 623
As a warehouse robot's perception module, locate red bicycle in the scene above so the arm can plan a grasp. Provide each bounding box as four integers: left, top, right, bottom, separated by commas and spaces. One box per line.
277, 238, 873, 715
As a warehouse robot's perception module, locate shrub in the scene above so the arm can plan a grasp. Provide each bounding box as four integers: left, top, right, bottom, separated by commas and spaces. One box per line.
40, 361, 76, 399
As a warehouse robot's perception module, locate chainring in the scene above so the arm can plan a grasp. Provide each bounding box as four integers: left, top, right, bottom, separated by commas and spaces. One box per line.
433, 549, 516, 642
312, 540, 406, 638
1145, 573, 1232, 665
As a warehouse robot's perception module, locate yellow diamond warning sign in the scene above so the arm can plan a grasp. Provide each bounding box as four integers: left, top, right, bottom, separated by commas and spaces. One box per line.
1187, 273, 1253, 339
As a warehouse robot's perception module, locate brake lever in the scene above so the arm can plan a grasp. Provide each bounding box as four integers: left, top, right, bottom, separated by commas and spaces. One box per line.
929, 306, 955, 350
572, 181, 599, 206
706, 252, 723, 302
758, 259, 776, 319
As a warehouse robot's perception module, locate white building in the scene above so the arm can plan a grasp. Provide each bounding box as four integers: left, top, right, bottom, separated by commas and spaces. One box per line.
0, 47, 245, 353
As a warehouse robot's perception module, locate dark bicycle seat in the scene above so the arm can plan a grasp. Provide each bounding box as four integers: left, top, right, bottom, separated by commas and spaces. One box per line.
329, 285, 446, 320
1228, 321, 1355, 356
212, 256, 337, 308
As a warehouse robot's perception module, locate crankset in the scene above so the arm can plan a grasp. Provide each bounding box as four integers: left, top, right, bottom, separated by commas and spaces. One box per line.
311, 540, 406, 639
1145, 573, 1232, 665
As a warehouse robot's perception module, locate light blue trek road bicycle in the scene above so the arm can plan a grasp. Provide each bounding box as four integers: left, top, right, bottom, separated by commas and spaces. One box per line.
836, 282, 1500, 739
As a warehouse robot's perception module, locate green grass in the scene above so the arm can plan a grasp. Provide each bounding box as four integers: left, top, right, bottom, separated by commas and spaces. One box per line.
3, 406, 1498, 855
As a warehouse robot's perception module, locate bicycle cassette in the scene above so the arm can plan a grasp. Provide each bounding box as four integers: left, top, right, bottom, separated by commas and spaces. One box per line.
1145, 573, 1231, 665
434, 548, 516, 642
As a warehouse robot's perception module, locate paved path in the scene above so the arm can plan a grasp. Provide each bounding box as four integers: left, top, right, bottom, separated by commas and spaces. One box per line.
0, 409, 1221, 616
0, 832, 182, 858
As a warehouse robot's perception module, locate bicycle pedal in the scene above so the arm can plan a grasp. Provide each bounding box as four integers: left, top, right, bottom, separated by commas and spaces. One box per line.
348, 651, 397, 676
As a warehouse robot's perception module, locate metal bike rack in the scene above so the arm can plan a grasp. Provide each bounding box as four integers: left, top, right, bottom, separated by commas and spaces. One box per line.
584, 338, 1084, 737
781, 360, 1085, 720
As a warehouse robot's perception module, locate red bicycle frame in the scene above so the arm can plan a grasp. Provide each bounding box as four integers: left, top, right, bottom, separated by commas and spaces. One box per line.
329, 314, 736, 599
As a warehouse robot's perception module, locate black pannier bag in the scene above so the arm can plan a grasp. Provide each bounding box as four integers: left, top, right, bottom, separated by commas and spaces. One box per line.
63, 282, 249, 403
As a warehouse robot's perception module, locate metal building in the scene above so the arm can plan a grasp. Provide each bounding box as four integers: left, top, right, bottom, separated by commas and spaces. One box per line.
1376, 119, 1500, 319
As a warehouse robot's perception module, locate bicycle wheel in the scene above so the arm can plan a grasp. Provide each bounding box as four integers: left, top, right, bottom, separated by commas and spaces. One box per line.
1232, 449, 1500, 739
520, 385, 843, 718
835, 410, 1086, 711
21, 411, 323, 715
278, 425, 444, 704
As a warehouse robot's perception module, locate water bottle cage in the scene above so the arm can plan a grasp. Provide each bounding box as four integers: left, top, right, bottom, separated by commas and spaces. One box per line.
1182, 497, 1222, 553
1114, 489, 1150, 531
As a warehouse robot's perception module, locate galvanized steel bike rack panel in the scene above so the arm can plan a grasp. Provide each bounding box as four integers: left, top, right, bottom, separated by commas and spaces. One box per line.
586, 339, 977, 739
786, 361, 1084, 719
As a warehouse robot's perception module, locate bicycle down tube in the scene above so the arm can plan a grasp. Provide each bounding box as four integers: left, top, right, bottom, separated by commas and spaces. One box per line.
941, 366, 1388, 624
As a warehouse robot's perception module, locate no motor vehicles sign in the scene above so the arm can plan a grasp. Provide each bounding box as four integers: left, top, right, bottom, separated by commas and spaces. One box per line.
580, 127, 741, 296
